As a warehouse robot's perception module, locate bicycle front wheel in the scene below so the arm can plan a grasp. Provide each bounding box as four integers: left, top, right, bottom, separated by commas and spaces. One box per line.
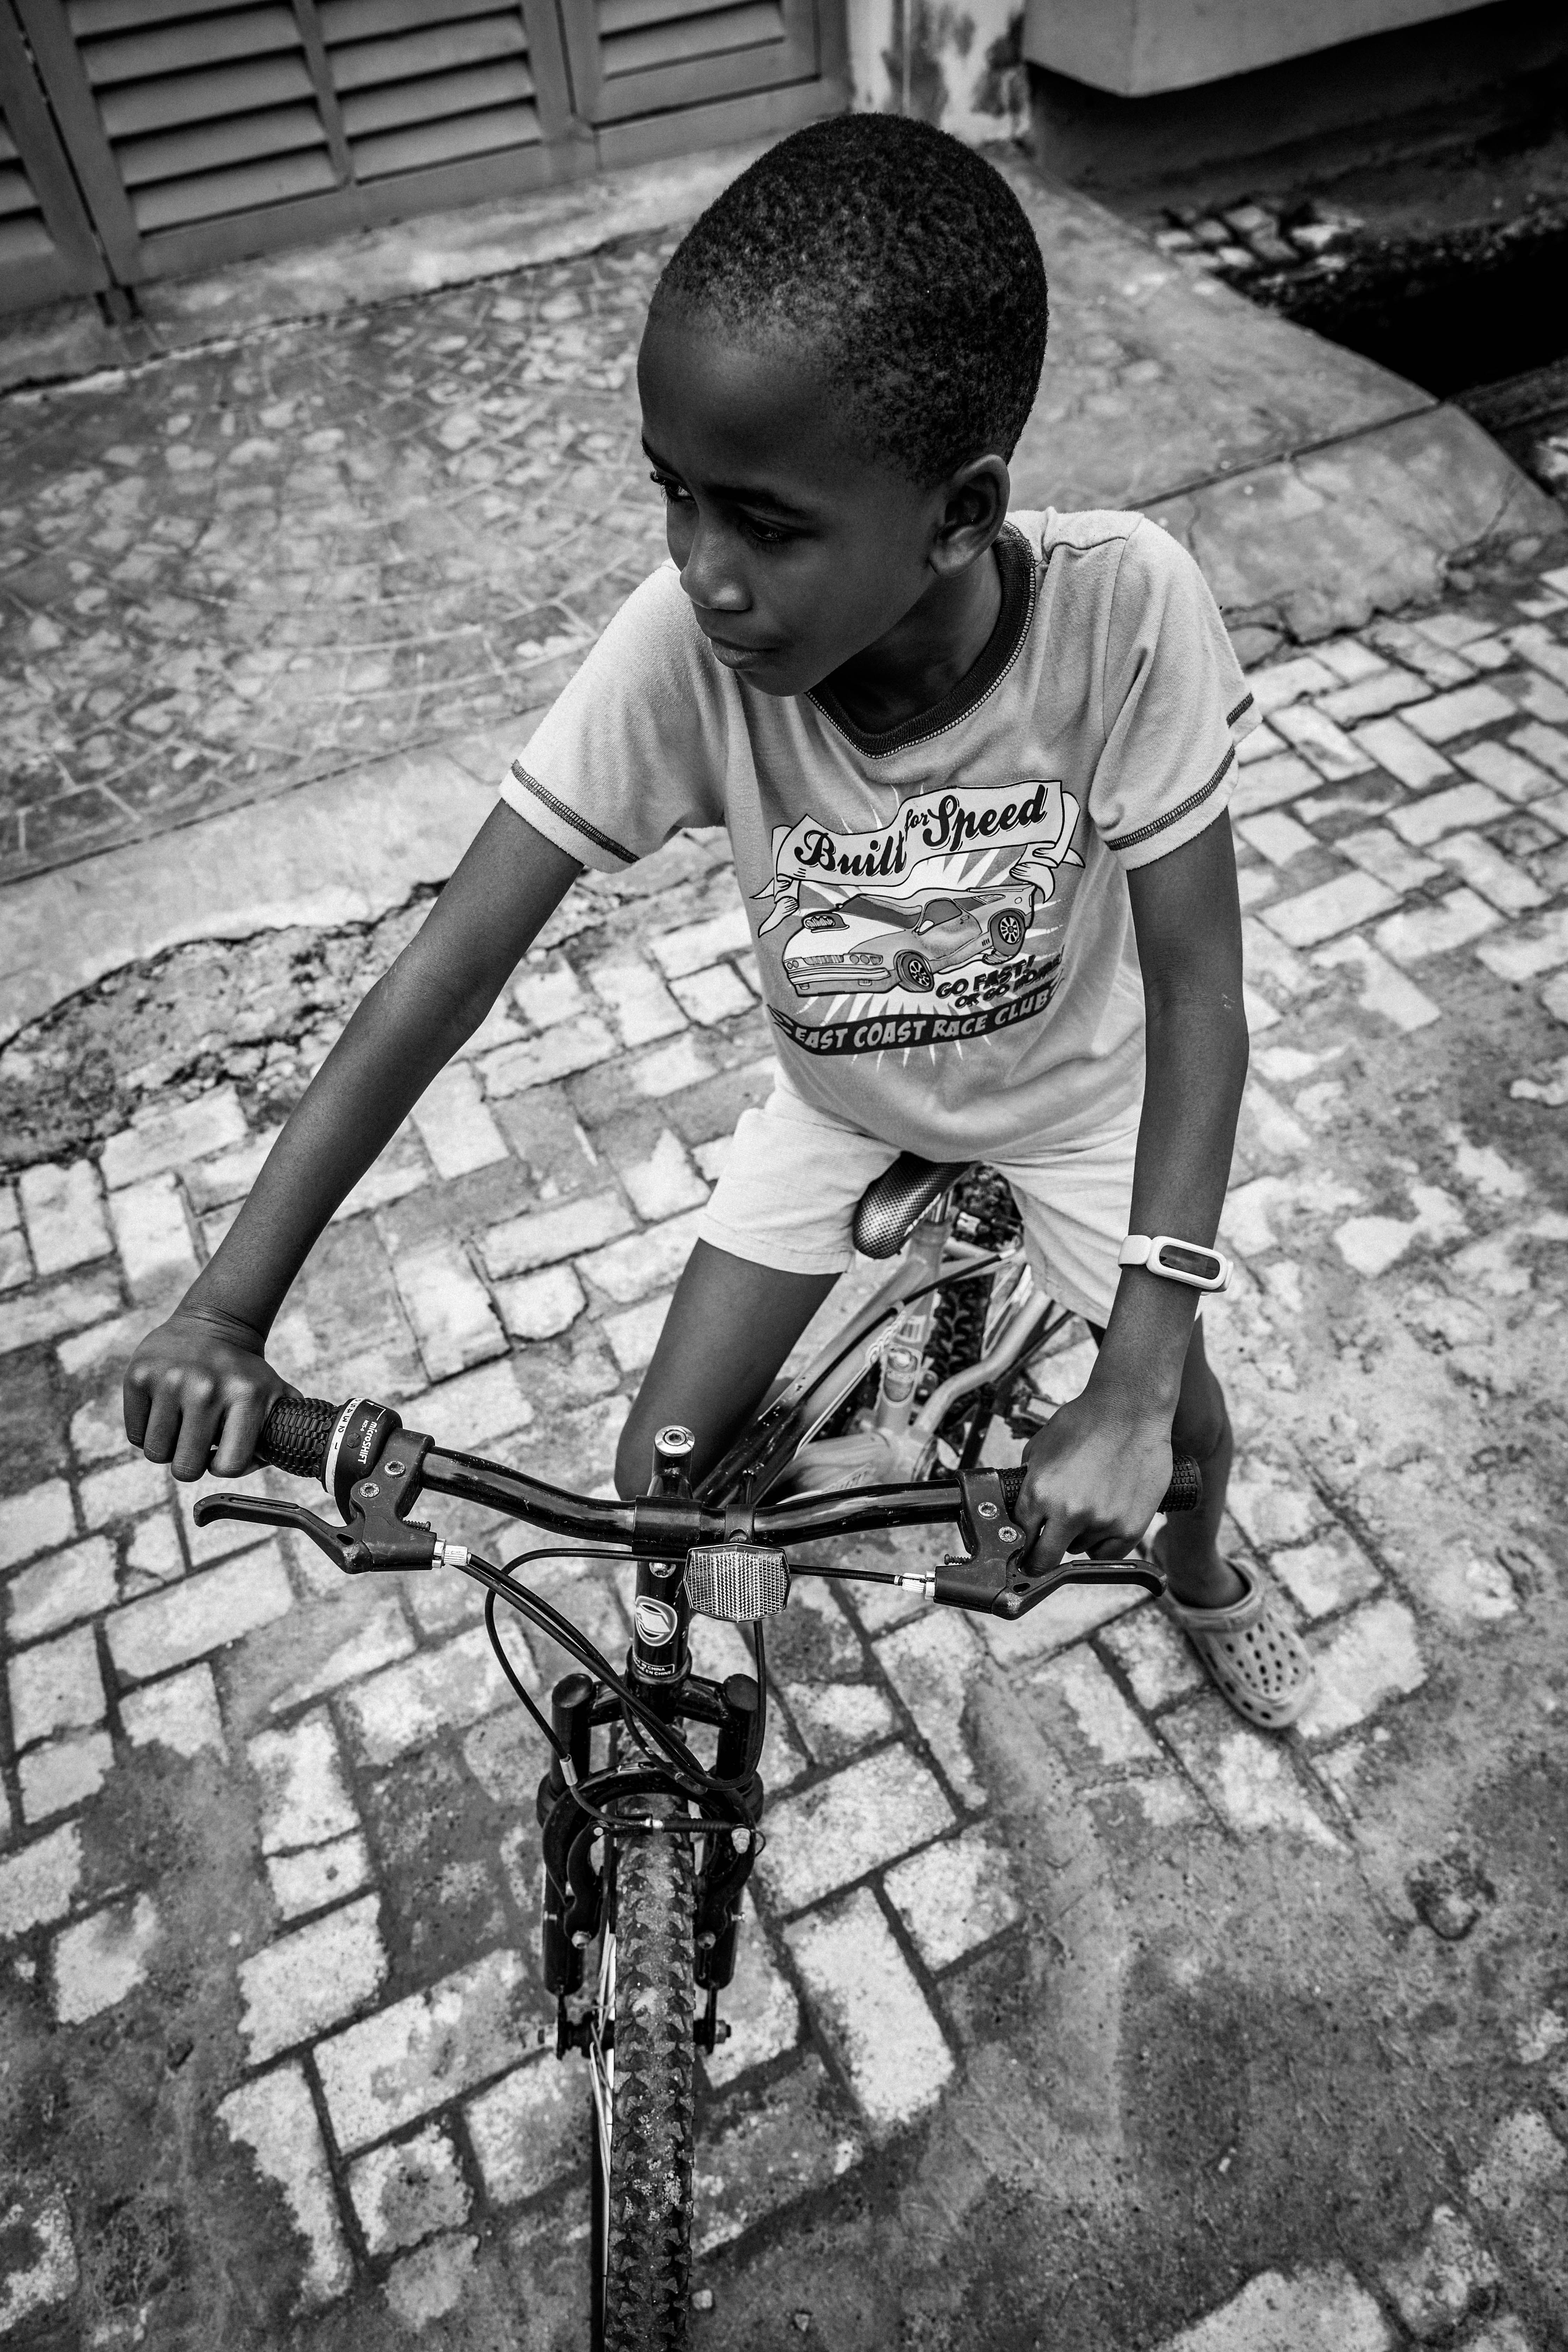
593, 1798, 696, 2351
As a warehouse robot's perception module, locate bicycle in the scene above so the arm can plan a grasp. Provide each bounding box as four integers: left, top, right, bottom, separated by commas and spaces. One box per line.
195, 1156, 1199, 2350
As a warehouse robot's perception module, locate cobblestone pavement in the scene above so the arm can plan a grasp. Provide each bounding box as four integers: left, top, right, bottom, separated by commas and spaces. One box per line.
6, 546, 1568, 2342
0, 237, 670, 886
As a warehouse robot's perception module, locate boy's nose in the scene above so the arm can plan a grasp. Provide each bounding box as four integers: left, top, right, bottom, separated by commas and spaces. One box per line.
679, 525, 749, 615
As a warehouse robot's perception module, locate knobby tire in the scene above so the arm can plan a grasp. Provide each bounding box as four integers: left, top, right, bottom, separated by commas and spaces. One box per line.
599, 1795, 696, 2351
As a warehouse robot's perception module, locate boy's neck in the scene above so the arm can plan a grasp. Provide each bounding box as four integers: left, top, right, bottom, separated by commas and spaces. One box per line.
819, 544, 1003, 736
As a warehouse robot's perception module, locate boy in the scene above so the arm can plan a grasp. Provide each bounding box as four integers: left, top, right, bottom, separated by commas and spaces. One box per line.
124, 115, 1311, 1729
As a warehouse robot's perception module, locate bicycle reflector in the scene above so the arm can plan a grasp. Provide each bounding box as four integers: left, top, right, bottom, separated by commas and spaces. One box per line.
685, 1545, 790, 1620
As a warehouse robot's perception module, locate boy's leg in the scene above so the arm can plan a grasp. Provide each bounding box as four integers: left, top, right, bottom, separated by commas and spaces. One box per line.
614, 1240, 837, 1497
1154, 1317, 1247, 1611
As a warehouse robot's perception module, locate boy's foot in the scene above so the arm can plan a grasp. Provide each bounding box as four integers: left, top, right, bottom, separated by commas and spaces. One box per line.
1154, 1543, 1315, 1731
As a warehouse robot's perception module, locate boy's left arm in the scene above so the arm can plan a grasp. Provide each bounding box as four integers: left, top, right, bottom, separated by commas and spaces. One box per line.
1016, 813, 1248, 1567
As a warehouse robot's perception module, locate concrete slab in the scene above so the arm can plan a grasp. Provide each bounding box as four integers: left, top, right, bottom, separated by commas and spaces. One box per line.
1147, 405, 1561, 641
0, 750, 492, 1045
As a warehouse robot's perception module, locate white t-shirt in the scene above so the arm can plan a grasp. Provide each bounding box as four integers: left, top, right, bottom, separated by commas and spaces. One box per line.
502, 510, 1255, 1160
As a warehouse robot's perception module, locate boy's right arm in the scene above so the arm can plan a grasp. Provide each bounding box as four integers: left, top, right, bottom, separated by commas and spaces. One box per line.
123, 805, 582, 1481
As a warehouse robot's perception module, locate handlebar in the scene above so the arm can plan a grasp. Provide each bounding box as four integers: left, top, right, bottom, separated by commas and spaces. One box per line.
248, 1392, 1201, 1553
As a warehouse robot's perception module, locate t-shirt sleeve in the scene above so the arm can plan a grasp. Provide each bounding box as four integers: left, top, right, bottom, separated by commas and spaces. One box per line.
1086, 520, 1258, 872
499, 564, 729, 872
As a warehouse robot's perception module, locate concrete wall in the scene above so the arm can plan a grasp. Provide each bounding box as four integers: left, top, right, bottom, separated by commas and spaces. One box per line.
1020, 0, 1501, 97
844, 0, 1031, 145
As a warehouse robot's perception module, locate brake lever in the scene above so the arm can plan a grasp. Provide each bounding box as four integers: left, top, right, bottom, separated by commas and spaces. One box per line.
192, 1430, 436, 1573
934, 1467, 1168, 1619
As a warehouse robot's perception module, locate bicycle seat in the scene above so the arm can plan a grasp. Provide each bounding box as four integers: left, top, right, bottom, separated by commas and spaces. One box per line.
852, 1154, 975, 1259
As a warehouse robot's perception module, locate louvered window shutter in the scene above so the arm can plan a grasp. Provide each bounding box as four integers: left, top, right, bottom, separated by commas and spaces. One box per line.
573, 0, 819, 127
319, 0, 545, 182
0, 2, 109, 305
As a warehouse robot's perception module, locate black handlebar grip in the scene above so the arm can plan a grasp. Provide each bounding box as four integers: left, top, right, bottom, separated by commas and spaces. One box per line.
997, 1457, 1202, 1517
255, 1395, 339, 1484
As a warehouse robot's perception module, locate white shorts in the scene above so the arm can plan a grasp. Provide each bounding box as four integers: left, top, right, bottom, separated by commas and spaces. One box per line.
699, 1084, 1140, 1326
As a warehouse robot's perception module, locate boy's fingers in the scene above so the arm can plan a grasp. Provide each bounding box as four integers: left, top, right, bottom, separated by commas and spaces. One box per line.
211, 1386, 275, 1480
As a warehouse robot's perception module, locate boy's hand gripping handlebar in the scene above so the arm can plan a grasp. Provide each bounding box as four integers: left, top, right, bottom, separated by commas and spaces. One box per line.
192, 1396, 439, 1573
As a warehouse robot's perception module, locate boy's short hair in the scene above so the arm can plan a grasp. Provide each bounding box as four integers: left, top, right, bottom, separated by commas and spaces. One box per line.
650, 113, 1049, 487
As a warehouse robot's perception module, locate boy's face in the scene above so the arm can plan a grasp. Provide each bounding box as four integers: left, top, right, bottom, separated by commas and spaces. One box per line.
637, 309, 959, 698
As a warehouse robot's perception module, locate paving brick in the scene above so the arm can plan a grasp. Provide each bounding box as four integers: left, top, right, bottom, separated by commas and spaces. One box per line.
756, 1742, 955, 1912
1379, 2204, 1499, 2339
1389, 781, 1508, 845
1237, 810, 1315, 865
53, 1892, 159, 2023
1236, 720, 1284, 763
496, 1262, 585, 1339
1273, 703, 1372, 780
1226, 1455, 1329, 1548
785, 1886, 954, 2134
480, 1016, 618, 1096
6, 1536, 116, 1643
219, 2062, 353, 2310
602, 1292, 670, 1373
647, 903, 753, 978
1457, 739, 1559, 802
402, 1356, 534, 1453
330, 1130, 428, 1222
1400, 682, 1516, 742
0, 1822, 82, 1938
1099, 1607, 1207, 1710
1270, 1531, 1381, 1619
1318, 667, 1431, 724
626, 1034, 715, 1099
1336, 826, 1441, 892
482, 1190, 633, 1278
267, 1831, 372, 1919
1231, 752, 1321, 820
106, 1546, 294, 1681
586, 953, 687, 1045
315, 1945, 536, 2153
1466, 2109, 1568, 2301
1259, 870, 1399, 947
1507, 624, 1568, 689
1475, 909, 1568, 982
1314, 636, 1386, 682
239, 1892, 387, 2064
670, 962, 755, 1024
1356, 715, 1455, 790
0, 1274, 122, 1357
883, 1824, 1021, 1970
0, 1480, 76, 1572
512, 958, 587, 1029
182, 1127, 280, 1213
1031, 1643, 1162, 1766
19, 1730, 113, 1822
1161, 1703, 1338, 1845
1154, 2263, 1394, 2350
873, 1612, 985, 1805
392, 1237, 506, 1381
975, 1576, 1146, 1661
1312, 935, 1441, 1030
575, 1206, 705, 1303
1435, 830, 1547, 914
340, 1624, 511, 1764
383, 2233, 479, 2327
108, 1172, 199, 1300
350, 2123, 470, 2255
9, 1625, 105, 1747
80, 1454, 171, 1528
1511, 720, 1568, 782
1377, 888, 1500, 963
0, 1184, 28, 1292
618, 1128, 707, 1221
18, 1161, 112, 1276
100, 1088, 248, 1189
0, 2180, 77, 2333
408, 1061, 510, 1179
121, 1661, 224, 1757
1415, 610, 1495, 650
466, 2056, 585, 2204
782, 1677, 899, 1767
701, 1903, 801, 2087
248, 1712, 359, 1851
1300, 1596, 1426, 1741
1247, 654, 1337, 713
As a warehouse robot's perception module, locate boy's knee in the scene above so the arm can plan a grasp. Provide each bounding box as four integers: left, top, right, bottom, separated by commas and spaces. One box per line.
1172, 1372, 1228, 1465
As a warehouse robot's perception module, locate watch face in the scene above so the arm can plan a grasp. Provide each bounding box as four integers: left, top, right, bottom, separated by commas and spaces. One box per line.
1157, 1242, 1220, 1281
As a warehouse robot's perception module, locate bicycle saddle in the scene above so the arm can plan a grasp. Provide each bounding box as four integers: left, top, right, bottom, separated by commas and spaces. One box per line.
852, 1153, 975, 1259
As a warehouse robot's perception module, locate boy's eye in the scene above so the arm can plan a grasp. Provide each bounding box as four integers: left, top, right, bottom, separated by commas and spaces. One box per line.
738, 514, 794, 547
649, 469, 691, 505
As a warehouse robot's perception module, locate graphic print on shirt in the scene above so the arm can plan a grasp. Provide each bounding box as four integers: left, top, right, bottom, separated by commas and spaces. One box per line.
755, 778, 1084, 1057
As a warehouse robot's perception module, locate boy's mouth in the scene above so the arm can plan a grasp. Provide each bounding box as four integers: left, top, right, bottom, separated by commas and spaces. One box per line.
703, 632, 777, 672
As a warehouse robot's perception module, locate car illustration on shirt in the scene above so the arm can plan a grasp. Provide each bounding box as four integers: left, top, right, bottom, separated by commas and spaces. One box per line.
782, 881, 1042, 998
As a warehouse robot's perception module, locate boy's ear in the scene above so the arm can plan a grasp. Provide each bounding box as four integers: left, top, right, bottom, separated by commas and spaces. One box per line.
929, 455, 1010, 574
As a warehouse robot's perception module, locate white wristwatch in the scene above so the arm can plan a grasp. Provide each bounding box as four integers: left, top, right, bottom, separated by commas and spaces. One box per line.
1119, 1233, 1232, 1293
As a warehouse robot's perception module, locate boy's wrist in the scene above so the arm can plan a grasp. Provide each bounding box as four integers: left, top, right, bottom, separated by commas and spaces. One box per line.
1090, 1270, 1197, 1417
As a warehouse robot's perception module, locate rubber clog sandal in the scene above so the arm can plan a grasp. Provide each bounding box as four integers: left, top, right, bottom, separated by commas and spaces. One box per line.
1160, 1556, 1315, 1731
